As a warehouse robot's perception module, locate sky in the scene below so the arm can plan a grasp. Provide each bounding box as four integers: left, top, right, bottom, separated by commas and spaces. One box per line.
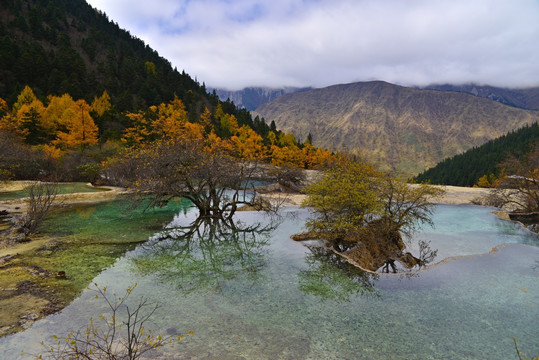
86, 0, 539, 90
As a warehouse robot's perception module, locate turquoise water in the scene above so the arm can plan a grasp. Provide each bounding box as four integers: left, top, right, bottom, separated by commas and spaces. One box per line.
0, 205, 538, 359
0, 182, 108, 201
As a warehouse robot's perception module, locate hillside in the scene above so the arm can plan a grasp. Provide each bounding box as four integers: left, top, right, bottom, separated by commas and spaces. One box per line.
254, 81, 539, 175
414, 122, 539, 186
0, 0, 215, 114
0, 0, 285, 142
424, 84, 539, 110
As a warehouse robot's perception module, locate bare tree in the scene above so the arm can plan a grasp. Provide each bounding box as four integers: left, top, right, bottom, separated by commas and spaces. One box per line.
37, 283, 190, 360
107, 138, 276, 220
487, 144, 539, 212
20, 182, 59, 237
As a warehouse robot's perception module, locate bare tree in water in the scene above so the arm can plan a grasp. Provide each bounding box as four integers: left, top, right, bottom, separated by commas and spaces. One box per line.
20, 182, 59, 237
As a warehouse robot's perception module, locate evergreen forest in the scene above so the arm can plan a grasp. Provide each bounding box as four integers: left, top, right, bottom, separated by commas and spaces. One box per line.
414, 122, 539, 186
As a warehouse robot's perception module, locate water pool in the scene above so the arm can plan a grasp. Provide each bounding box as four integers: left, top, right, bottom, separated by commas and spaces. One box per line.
0, 204, 537, 359
0, 182, 108, 201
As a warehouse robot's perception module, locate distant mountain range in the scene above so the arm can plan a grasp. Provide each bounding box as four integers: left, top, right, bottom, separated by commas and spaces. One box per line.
253, 81, 539, 176
214, 84, 539, 113
212, 87, 312, 111
423, 84, 539, 110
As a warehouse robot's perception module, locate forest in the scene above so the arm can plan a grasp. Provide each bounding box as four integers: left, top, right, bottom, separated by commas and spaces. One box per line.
0, 86, 334, 182
0, 0, 334, 183
0, 0, 210, 111
414, 122, 539, 186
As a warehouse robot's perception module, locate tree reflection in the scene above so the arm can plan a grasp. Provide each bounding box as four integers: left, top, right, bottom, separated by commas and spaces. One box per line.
131, 216, 277, 292
298, 245, 379, 302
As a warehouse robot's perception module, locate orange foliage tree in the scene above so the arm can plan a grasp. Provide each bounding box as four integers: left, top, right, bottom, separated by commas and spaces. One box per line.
231, 125, 265, 161
54, 99, 99, 149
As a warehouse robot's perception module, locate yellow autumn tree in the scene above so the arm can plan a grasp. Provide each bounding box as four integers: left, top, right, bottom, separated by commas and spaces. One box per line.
214, 104, 238, 137
278, 133, 298, 148
91, 91, 112, 117
13, 85, 38, 113
204, 131, 233, 154
181, 122, 205, 142
42, 94, 77, 135
151, 97, 188, 140
231, 125, 265, 160
0, 97, 18, 136
266, 131, 278, 145
54, 99, 98, 149
1, 86, 46, 142
270, 144, 304, 167
199, 106, 212, 130
312, 147, 334, 168
0, 97, 8, 115
122, 111, 151, 147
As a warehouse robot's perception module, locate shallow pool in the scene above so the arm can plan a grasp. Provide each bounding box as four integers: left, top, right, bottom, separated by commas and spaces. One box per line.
0, 182, 108, 201
1, 204, 538, 359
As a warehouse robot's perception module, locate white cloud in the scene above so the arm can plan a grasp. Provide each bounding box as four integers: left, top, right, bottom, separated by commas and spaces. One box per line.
87, 0, 539, 90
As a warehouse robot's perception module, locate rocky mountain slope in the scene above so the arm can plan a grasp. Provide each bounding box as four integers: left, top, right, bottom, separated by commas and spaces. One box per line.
424, 84, 539, 110
212, 87, 312, 111
254, 81, 539, 175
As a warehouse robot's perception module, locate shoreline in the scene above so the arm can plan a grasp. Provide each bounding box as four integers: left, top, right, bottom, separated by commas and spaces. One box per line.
260, 184, 492, 207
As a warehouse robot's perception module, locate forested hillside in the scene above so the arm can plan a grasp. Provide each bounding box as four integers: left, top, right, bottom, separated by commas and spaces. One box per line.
414, 122, 539, 186
0, 0, 208, 111
0, 0, 334, 182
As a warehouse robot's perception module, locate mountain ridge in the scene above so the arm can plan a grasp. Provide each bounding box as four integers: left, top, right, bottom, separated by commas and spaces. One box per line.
423, 84, 539, 110
212, 87, 312, 111
253, 81, 539, 175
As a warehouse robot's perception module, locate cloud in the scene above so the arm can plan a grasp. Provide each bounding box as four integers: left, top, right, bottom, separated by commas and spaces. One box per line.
87, 0, 539, 90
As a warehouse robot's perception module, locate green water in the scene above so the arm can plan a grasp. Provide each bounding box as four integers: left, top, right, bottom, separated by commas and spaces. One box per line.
35, 198, 193, 291
0, 182, 108, 201
0, 205, 538, 359
1, 197, 193, 309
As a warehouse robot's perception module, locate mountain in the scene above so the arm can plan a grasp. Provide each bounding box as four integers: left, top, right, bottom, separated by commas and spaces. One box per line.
0, 0, 214, 114
414, 122, 539, 186
424, 84, 539, 110
0, 0, 283, 143
212, 87, 312, 111
253, 81, 539, 176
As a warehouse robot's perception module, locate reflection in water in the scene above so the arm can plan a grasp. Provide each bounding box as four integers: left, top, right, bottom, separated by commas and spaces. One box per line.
131, 216, 278, 292
1, 206, 538, 360
298, 245, 379, 302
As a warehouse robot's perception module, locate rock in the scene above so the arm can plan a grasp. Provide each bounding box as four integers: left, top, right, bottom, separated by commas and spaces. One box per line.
397, 252, 421, 269
508, 212, 539, 224
0, 325, 15, 335
340, 218, 419, 272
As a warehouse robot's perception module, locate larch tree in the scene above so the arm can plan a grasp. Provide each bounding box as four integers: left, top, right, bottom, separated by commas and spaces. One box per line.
54, 99, 98, 149
231, 125, 265, 161
91, 90, 112, 117
12, 85, 38, 113
43, 94, 77, 133
151, 97, 188, 140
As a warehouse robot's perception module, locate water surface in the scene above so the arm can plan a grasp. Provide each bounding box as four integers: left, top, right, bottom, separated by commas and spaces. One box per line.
0, 182, 108, 201
0, 205, 537, 359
